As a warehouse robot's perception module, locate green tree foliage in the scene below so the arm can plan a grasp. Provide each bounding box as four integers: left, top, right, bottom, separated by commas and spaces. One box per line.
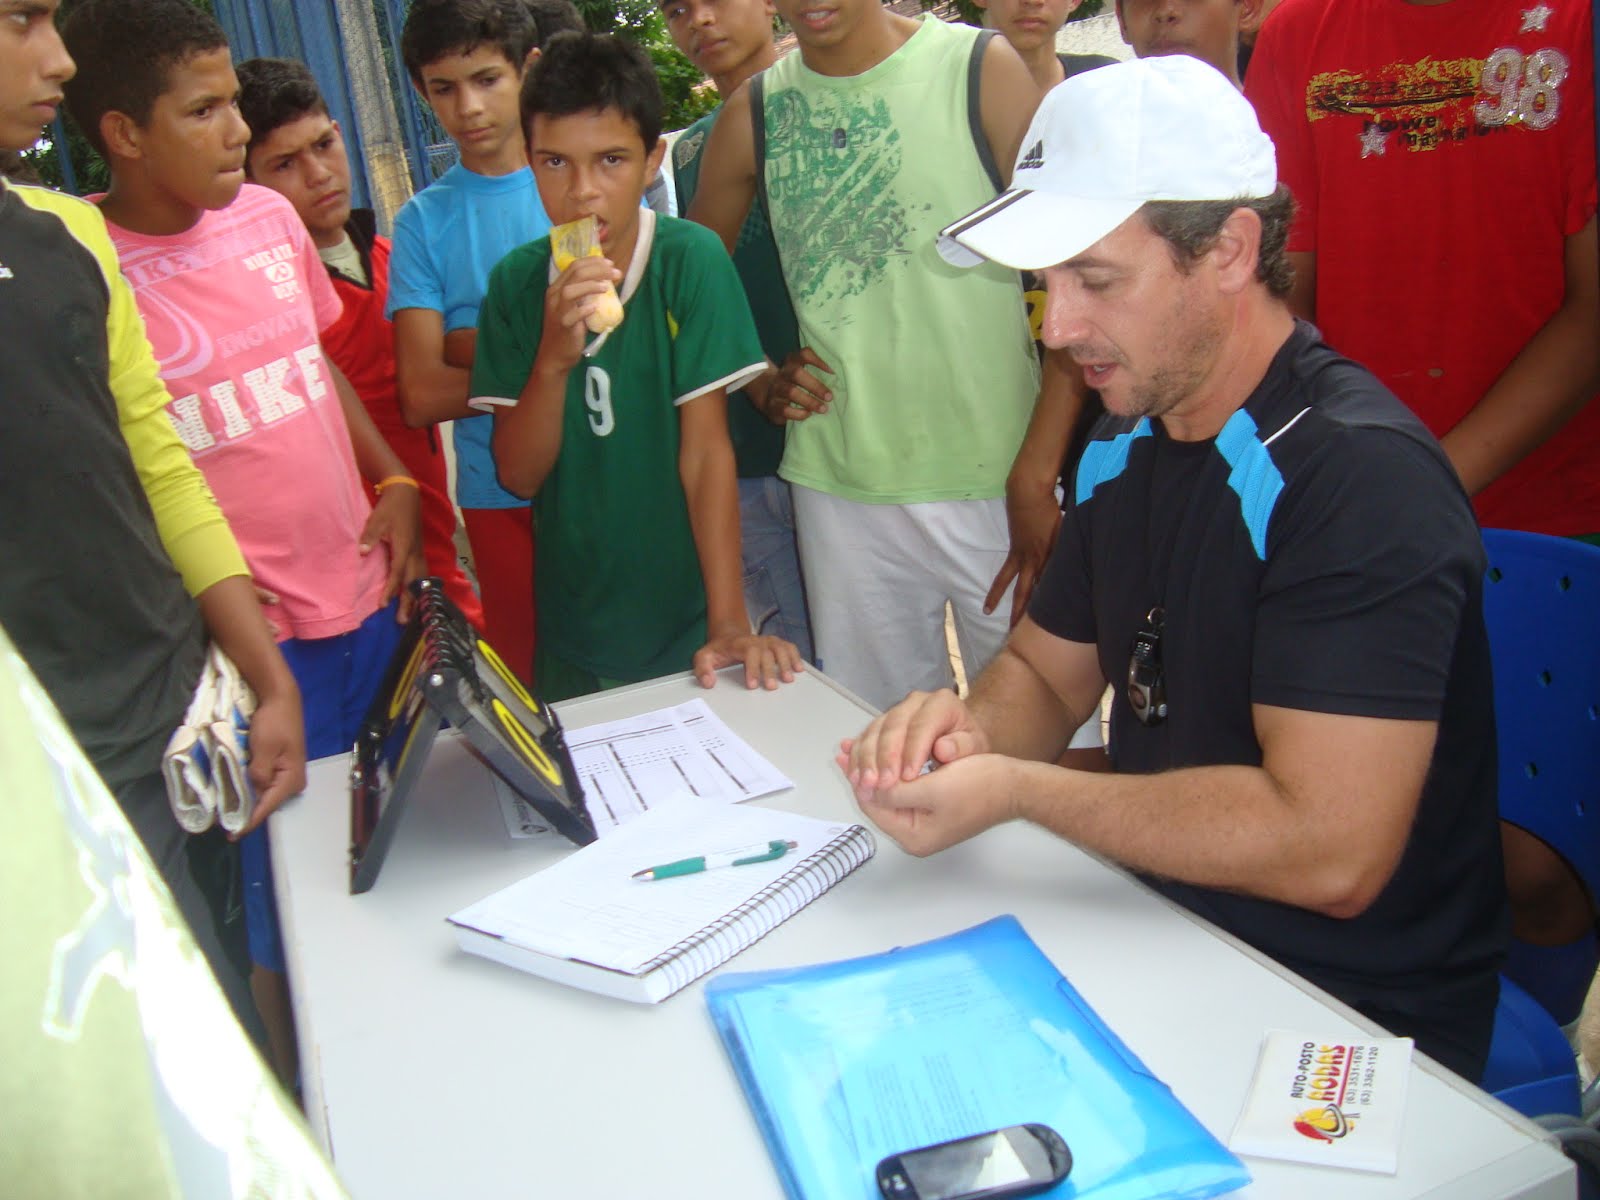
19, 122, 106, 194
573, 0, 718, 129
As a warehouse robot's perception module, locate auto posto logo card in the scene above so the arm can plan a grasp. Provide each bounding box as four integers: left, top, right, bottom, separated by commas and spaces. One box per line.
1228, 1029, 1412, 1173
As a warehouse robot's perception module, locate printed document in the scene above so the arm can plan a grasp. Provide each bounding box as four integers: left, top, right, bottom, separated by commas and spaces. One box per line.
567, 699, 794, 834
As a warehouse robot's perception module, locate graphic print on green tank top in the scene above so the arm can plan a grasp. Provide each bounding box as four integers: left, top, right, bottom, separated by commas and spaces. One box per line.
763, 90, 933, 308
755, 16, 1041, 504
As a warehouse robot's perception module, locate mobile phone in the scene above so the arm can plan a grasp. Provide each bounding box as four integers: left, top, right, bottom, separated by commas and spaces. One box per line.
875, 1124, 1072, 1200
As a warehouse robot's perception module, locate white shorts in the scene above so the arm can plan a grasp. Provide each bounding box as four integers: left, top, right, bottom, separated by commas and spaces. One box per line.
789, 486, 1105, 755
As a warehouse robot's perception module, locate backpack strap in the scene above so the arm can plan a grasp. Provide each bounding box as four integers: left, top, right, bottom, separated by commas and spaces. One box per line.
750, 72, 773, 228
967, 29, 1005, 193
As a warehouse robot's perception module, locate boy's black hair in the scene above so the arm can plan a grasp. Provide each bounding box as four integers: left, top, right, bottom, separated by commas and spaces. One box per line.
522, 0, 586, 46
60, 0, 230, 159
400, 0, 540, 86
235, 58, 328, 158
520, 31, 663, 152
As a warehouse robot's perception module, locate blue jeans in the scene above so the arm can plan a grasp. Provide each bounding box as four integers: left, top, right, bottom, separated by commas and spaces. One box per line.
740, 476, 814, 665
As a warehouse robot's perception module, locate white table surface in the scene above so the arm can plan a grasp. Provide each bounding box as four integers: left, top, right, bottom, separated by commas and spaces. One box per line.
272, 667, 1574, 1200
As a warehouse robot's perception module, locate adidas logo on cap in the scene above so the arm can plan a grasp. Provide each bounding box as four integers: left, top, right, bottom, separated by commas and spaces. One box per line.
1017, 140, 1045, 172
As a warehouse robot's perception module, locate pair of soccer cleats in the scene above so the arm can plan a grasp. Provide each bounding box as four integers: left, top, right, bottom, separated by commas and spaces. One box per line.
162, 644, 257, 835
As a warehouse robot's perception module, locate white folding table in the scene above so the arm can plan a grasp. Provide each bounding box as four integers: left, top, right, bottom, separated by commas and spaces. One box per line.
271, 667, 1574, 1199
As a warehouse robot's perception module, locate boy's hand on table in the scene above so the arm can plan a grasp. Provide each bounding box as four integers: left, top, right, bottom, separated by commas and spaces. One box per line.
542, 256, 622, 372
693, 628, 806, 690
239, 686, 306, 835
360, 482, 424, 615
752, 348, 833, 424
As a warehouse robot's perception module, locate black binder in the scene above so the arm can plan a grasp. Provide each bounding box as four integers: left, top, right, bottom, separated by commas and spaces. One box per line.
349, 578, 592, 894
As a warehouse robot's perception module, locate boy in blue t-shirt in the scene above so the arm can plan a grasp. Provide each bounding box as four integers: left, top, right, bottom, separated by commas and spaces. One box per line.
389, 0, 583, 683
472, 32, 802, 701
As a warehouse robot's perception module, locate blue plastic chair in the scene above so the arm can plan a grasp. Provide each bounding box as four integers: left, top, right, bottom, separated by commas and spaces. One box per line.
1484, 973, 1582, 1116
1480, 529, 1600, 1118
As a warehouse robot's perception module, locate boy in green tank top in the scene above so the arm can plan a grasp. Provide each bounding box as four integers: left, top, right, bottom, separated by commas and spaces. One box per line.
473, 32, 803, 701
687, 1, 1079, 712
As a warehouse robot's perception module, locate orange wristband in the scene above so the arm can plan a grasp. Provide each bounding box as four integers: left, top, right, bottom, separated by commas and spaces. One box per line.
373, 475, 419, 495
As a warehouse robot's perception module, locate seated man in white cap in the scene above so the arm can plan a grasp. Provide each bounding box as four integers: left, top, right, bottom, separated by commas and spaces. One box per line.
840, 55, 1508, 1082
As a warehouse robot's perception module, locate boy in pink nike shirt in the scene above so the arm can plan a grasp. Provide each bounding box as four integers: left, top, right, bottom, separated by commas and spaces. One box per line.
62, 0, 424, 1084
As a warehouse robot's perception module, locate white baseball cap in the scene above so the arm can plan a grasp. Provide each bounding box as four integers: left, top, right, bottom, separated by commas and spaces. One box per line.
937, 55, 1277, 271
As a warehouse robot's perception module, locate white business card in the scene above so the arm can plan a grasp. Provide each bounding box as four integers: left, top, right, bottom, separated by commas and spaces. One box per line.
1229, 1029, 1412, 1173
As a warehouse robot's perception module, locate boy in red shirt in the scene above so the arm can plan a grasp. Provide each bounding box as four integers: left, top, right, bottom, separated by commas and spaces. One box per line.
237, 55, 484, 627
1246, 0, 1599, 537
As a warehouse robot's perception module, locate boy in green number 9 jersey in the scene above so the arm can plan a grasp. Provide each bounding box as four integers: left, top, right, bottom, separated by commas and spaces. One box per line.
473, 31, 802, 700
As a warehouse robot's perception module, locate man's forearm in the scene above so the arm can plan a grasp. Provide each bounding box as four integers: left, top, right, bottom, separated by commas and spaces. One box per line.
1005, 757, 1350, 905
965, 645, 1084, 763
995, 703, 1436, 918
491, 363, 568, 499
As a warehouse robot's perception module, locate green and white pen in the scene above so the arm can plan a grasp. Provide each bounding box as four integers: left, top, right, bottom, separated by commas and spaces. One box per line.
631, 839, 799, 881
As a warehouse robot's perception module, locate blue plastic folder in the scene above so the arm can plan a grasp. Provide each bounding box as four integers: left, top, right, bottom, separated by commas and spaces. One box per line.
706, 916, 1250, 1200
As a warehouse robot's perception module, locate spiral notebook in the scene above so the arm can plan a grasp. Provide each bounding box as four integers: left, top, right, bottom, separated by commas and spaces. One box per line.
446, 795, 876, 1002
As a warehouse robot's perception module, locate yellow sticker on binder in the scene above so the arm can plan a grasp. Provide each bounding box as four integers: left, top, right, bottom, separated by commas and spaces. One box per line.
477, 638, 541, 714
491, 697, 563, 787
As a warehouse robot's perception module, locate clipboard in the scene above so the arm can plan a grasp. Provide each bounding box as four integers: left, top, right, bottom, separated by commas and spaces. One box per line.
348, 578, 592, 894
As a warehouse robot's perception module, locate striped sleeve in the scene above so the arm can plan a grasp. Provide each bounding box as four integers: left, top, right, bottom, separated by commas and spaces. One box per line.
23, 189, 249, 596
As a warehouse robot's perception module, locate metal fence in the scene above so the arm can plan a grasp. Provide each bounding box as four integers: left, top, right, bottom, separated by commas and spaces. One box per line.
211, 0, 458, 232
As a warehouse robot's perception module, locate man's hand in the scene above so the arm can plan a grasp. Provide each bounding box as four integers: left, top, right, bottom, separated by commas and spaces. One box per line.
238, 688, 306, 834
692, 628, 805, 690
360, 482, 424, 616
541, 256, 623, 374
854, 753, 1018, 857
751, 348, 833, 424
985, 478, 1061, 626
837, 688, 992, 804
